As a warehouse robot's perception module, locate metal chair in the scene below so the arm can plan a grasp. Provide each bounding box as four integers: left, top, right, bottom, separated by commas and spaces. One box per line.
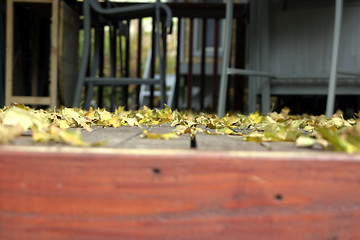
73, 0, 172, 109
218, 0, 360, 117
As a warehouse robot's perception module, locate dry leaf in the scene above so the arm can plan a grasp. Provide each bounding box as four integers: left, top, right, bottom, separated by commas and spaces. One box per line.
142, 130, 178, 140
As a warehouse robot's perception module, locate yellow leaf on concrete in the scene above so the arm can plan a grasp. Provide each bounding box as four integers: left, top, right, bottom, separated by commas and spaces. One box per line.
142, 130, 178, 140
2, 106, 48, 131
0, 124, 24, 143
59, 120, 70, 129
296, 136, 317, 148
249, 112, 262, 124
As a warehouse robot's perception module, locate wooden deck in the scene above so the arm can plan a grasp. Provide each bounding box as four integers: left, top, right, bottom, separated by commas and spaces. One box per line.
1, 127, 360, 240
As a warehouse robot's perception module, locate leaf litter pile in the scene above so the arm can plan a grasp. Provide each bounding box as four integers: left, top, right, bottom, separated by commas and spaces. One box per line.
1, 104, 360, 153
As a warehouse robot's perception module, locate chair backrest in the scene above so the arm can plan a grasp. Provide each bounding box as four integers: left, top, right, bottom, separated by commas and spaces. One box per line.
87, 0, 172, 33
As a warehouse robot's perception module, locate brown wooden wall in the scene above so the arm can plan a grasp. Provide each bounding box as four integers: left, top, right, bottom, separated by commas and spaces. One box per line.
1, 147, 360, 239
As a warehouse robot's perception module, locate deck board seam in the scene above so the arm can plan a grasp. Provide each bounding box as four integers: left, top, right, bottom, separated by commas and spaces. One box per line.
115, 126, 151, 147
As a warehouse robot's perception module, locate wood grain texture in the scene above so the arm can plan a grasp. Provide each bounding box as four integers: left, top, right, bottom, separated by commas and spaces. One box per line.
5, 0, 14, 106
0, 148, 360, 240
5, 0, 58, 107
58, 0, 78, 107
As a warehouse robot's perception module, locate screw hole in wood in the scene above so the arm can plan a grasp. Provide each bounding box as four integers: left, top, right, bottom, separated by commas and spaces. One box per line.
274, 194, 283, 202
152, 168, 161, 175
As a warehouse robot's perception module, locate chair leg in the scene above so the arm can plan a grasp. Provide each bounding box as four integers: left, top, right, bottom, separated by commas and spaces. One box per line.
259, 0, 271, 115
84, 82, 94, 109
156, 0, 166, 108
248, 0, 259, 114
217, 0, 233, 118
98, 26, 105, 108
91, 21, 101, 77
326, 0, 343, 117
160, 21, 167, 108
248, 78, 257, 113
73, 0, 91, 108
110, 23, 117, 111
261, 78, 271, 114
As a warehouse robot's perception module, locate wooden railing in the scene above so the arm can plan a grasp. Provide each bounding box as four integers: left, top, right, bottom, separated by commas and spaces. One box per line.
76, 2, 248, 111
167, 2, 247, 111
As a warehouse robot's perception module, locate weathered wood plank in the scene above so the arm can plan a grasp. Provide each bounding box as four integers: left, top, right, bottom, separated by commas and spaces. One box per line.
0, 148, 359, 240
49, 0, 59, 108
80, 127, 144, 148
58, 0, 79, 107
5, 0, 14, 106
196, 133, 266, 151
122, 126, 190, 149
7, 96, 51, 105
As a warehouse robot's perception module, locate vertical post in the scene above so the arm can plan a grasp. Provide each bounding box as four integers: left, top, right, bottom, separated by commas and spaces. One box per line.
174, 17, 182, 109
124, 19, 130, 110
200, 18, 207, 110
0, 0, 4, 107
212, 18, 220, 111
326, 0, 343, 117
98, 25, 104, 108
248, 0, 258, 113
156, 0, 166, 108
136, 19, 142, 108
187, 18, 194, 109
150, 18, 155, 109
233, 16, 246, 112
73, 0, 91, 107
110, 23, 117, 111
5, 0, 14, 106
218, 0, 233, 117
260, 0, 270, 115
50, 0, 59, 109
161, 15, 167, 107
110, 25, 116, 78
31, 17, 39, 97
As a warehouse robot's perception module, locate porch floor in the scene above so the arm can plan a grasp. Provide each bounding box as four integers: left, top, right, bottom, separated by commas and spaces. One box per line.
5, 125, 325, 152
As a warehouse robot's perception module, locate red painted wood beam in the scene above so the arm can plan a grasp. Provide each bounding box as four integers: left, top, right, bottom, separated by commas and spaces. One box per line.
0, 147, 360, 240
